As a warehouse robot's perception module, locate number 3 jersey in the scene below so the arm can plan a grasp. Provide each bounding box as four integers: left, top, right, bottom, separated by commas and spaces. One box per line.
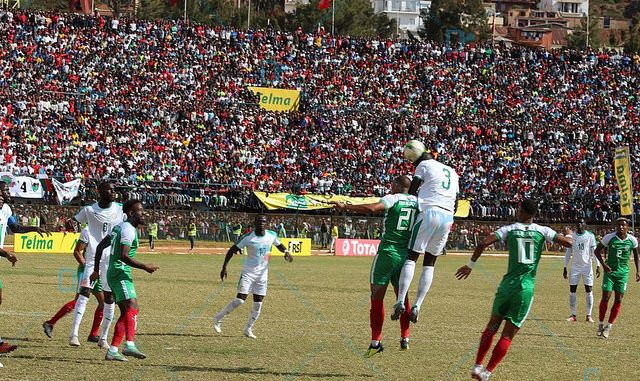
600, 232, 638, 276
236, 230, 281, 277
74, 202, 124, 269
413, 159, 459, 213
494, 223, 558, 291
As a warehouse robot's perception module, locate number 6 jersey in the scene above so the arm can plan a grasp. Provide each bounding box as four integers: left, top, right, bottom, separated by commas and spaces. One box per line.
74, 202, 124, 268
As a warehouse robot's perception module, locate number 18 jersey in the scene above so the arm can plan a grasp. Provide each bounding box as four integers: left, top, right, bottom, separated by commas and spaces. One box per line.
495, 223, 558, 291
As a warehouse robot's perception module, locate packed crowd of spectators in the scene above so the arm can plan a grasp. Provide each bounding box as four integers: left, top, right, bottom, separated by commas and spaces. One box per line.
1, 10, 640, 223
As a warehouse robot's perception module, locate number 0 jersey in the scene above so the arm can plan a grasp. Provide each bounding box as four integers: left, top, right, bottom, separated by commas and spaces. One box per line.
413, 159, 459, 213
379, 193, 419, 246
236, 230, 281, 276
495, 223, 558, 291
74, 202, 124, 265
600, 232, 638, 277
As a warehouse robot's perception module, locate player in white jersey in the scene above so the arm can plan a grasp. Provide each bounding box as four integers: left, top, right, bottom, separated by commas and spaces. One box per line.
393, 150, 459, 323
213, 214, 293, 339
562, 219, 599, 322
66, 182, 124, 348
0, 183, 49, 359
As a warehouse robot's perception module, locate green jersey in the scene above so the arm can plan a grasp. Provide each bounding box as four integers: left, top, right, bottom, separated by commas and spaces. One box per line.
379, 193, 419, 245
495, 223, 557, 290
600, 232, 638, 276
107, 221, 139, 281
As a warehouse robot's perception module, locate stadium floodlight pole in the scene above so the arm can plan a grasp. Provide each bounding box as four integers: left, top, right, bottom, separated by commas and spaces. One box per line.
184, 0, 187, 22
248, 0, 251, 29
585, 11, 589, 48
331, 0, 335, 35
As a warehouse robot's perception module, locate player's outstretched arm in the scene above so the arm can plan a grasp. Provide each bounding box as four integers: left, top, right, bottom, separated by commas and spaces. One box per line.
0, 248, 17, 267
275, 244, 293, 263
455, 234, 499, 280
220, 245, 241, 281
65, 218, 80, 233
7, 218, 51, 237
120, 244, 159, 274
330, 201, 385, 215
554, 234, 573, 249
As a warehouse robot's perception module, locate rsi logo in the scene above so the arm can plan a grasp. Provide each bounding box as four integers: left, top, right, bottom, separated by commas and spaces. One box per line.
287, 241, 302, 253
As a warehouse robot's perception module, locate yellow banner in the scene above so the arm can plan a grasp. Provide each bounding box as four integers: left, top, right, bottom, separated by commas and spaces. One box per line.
254, 191, 470, 217
615, 146, 634, 215
248, 87, 300, 112
254, 192, 378, 210
14, 232, 80, 254
272, 238, 311, 256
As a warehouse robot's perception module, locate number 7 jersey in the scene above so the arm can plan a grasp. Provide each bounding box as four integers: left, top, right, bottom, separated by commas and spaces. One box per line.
494, 223, 558, 291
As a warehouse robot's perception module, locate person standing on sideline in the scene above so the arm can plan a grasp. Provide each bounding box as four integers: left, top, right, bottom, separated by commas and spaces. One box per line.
329, 222, 339, 254
188, 218, 197, 252
213, 214, 293, 339
320, 220, 329, 249
563, 219, 599, 322
393, 148, 459, 323
148, 221, 158, 251
594, 217, 639, 338
455, 199, 573, 381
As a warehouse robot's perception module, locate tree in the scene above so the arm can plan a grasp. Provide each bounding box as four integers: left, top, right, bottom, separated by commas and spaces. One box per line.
566, 15, 601, 50
22, 0, 68, 11
420, 0, 462, 42
284, 0, 395, 37
624, 15, 640, 53
462, 0, 490, 41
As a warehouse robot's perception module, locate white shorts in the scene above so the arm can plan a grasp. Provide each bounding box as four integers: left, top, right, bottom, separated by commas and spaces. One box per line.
569, 267, 594, 287
237, 271, 268, 296
99, 255, 112, 292
409, 207, 454, 256
77, 259, 95, 292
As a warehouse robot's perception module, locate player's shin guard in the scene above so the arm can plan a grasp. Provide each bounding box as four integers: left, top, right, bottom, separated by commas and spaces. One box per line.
90, 305, 104, 337
49, 300, 76, 325
475, 328, 497, 365
70, 295, 89, 337
246, 302, 262, 330
414, 266, 434, 309
608, 300, 622, 324
216, 298, 245, 321
370, 299, 384, 341
486, 336, 512, 372
598, 299, 608, 323
396, 261, 416, 304
399, 297, 410, 339
111, 315, 126, 348
586, 292, 594, 316
569, 292, 577, 316
100, 303, 116, 341
125, 308, 139, 342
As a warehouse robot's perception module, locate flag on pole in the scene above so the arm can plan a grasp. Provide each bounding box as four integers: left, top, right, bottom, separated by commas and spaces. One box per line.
318, 0, 332, 10
614, 146, 634, 216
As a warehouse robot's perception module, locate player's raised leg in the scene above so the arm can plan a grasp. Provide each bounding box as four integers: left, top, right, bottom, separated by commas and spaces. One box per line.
43, 299, 76, 338
214, 293, 247, 334
393, 249, 419, 320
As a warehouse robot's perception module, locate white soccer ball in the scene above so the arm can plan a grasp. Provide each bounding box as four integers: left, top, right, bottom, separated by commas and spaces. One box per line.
403, 140, 426, 162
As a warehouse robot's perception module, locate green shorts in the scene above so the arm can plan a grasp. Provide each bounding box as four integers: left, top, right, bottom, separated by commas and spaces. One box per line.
108, 277, 137, 303
602, 272, 628, 294
370, 242, 407, 288
491, 286, 534, 328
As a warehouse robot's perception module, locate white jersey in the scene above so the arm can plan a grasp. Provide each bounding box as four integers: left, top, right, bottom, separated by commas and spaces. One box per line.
78, 228, 90, 245
564, 231, 597, 270
0, 203, 13, 249
74, 202, 124, 264
414, 159, 459, 213
236, 229, 281, 276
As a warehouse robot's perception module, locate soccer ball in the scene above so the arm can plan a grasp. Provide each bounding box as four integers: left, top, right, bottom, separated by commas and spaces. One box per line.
403, 140, 426, 162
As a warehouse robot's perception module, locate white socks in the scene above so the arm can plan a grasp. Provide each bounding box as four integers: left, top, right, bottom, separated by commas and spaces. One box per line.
216, 298, 245, 322
246, 302, 262, 330
569, 292, 577, 316
586, 291, 594, 316
100, 302, 116, 341
70, 295, 89, 337
396, 260, 416, 305
414, 266, 435, 309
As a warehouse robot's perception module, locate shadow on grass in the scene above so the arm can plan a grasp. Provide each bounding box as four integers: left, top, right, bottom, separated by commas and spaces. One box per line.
137, 332, 212, 338
165, 365, 363, 378
11, 353, 98, 364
